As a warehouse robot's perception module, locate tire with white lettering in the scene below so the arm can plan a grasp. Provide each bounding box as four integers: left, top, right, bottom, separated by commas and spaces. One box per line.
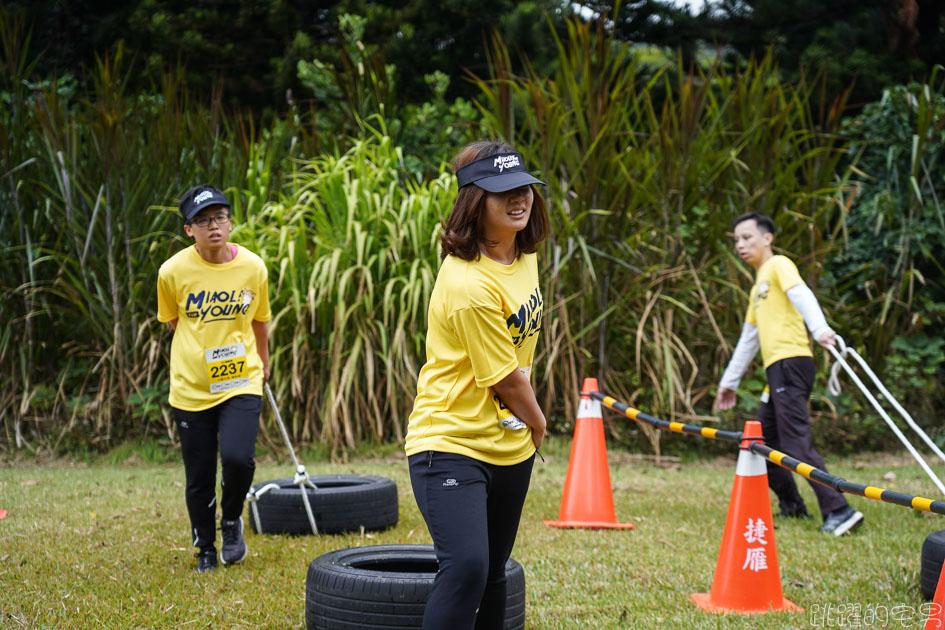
921, 529, 945, 599
247, 475, 397, 535
305, 544, 526, 629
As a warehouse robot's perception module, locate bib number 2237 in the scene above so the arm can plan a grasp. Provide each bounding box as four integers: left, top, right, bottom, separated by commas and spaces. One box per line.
205, 342, 250, 393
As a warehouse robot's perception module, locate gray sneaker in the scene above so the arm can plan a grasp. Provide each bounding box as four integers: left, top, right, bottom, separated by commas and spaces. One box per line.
220, 517, 248, 564
195, 547, 218, 572
820, 506, 864, 536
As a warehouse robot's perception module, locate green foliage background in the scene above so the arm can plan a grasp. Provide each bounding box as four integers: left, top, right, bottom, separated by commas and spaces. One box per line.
1, 11, 943, 457
5, 1, 944, 111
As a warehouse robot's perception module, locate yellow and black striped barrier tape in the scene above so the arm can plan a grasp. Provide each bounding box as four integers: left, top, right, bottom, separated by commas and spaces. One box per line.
592, 390, 945, 516
752, 442, 945, 515
592, 391, 743, 443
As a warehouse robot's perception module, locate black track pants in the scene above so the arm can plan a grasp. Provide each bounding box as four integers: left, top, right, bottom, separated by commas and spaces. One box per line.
758, 357, 848, 518
408, 451, 534, 630
173, 394, 261, 550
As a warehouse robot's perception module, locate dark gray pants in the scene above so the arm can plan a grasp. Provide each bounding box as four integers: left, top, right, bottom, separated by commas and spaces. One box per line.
758, 356, 848, 519
174, 394, 261, 550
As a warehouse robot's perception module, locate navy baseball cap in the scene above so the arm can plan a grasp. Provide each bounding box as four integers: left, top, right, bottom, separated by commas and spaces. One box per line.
178, 185, 230, 222
455, 152, 545, 193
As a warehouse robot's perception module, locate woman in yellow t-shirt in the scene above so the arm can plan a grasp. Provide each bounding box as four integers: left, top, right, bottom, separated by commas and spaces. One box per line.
405, 141, 549, 628
156, 185, 271, 573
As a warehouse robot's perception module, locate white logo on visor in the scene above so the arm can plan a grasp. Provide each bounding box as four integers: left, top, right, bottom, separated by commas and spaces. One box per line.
194, 190, 214, 204
493, 154, 520, 172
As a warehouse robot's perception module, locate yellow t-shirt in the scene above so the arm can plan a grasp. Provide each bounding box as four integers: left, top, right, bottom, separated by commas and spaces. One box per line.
745, 255, 812, 368
157, 244, 271, 411
405, 253, 543, 465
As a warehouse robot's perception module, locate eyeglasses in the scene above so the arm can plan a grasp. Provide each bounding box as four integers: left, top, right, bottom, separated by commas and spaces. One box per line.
190, 213, 231, 228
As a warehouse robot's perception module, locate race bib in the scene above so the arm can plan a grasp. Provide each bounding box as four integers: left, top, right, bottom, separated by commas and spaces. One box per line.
494, 366, 530, 430
205, 342, 250, 393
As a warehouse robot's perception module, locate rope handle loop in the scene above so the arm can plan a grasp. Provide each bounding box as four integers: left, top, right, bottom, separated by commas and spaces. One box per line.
827, 334, 852, 396
827, 335, 855, 396
246, 482, 281, 536
824, 334, 945, 497
246, 482, 281, 502
836, 334, 848, 353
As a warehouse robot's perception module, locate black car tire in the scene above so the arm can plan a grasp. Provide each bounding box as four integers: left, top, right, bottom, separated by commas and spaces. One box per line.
921, 529, 945, 600
305, 544, 526, 629
247, 474, 398, 535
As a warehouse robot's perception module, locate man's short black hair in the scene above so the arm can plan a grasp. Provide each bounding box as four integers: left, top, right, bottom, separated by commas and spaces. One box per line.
732, 211, 775, 235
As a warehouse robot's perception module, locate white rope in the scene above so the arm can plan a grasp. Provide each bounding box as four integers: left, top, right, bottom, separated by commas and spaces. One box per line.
293, 464, 319, 536
266, 383, 301, 470
258, 383, 319, 535
827, 336, 945, 497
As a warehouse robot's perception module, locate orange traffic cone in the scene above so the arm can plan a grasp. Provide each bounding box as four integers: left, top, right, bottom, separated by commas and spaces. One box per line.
691, 420, 802, 614
925, 563, 945, 629
544, 377, 633, 530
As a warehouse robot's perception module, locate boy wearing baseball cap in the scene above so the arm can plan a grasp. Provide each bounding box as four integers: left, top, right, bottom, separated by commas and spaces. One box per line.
157, 184, 271, 572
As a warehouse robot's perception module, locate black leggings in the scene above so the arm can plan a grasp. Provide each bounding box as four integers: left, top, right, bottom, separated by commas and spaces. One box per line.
408, 451, 534, 630
173, 394, 261, 550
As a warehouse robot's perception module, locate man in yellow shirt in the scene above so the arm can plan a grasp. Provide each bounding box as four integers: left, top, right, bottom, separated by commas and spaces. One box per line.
157, 185, 271, 571
716, 212, 864, 536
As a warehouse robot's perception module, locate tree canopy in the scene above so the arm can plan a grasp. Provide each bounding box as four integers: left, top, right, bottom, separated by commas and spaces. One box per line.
1, 1, 942, 124
583, 0, 944, 106
700, 0, 944, 106
2, 0, 573, 110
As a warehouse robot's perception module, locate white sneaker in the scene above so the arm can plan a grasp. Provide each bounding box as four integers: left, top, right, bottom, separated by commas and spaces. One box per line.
820, 507, 864, 536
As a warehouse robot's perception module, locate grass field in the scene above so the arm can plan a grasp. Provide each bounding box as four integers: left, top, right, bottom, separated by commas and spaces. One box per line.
2, 436, 943, 629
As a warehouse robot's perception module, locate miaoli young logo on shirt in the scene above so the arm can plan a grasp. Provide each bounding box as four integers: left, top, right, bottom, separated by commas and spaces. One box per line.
507, 289, 542, 347
185, 288, 256, 324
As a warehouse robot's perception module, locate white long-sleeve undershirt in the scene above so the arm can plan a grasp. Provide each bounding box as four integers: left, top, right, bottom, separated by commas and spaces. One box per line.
785, 283, 832, 341
719, 283, 833, 391
719, 322, 759, 391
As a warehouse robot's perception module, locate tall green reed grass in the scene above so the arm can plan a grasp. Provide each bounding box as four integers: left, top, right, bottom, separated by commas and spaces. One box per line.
236, 131, 451, 452
0, 12, 314, 451
471, 17, 856, 452
2, 11, 939, 456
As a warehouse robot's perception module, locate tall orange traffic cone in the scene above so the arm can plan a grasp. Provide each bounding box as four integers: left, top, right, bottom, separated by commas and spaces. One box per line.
544, 377, 633, 529
925, 563, 945, 629
691, 420, 802, 614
